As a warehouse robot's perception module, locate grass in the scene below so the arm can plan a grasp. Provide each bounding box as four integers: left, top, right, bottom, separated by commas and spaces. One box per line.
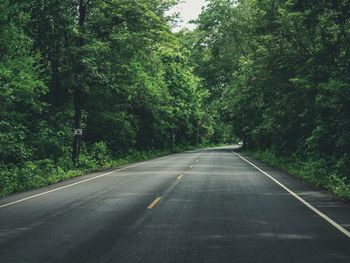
244, 149, 350, 200
0, 143, 218, 198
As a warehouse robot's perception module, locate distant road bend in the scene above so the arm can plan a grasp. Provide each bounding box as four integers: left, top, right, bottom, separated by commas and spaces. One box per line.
1, 146, 350, 263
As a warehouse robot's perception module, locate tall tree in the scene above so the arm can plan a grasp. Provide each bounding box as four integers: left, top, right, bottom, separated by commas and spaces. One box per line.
0, 0, 46, 165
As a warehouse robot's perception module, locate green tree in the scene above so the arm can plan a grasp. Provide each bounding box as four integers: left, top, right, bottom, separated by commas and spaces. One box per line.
0, 0, 47, 165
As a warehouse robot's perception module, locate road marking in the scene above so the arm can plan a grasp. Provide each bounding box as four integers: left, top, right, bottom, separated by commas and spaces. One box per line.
147, 197, 161, 209
233, 152, 350, 239
177, 174, 184, 180
0, 162, 147, 209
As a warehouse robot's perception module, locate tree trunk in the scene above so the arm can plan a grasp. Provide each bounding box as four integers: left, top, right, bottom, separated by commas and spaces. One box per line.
72, 0, 87, 165
196, 119, 200, 145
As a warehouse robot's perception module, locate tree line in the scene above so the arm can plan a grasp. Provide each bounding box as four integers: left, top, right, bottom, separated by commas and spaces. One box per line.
2, 0, 349, 198
184, 0, 350, 197
0, 0, 232, 196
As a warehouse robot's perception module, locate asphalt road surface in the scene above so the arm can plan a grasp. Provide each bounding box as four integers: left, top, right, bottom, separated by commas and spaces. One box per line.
1, 146, 350, 263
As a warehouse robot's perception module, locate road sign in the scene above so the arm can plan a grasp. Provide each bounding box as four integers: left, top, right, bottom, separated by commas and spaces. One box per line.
74, 129, 83, 136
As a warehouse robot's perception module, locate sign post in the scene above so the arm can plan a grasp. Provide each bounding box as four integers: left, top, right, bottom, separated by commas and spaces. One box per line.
74, 129, 83, 136
73, 129, 83, 165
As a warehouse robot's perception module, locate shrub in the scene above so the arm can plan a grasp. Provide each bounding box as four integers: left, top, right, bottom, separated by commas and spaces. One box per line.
248, 150, 350, 200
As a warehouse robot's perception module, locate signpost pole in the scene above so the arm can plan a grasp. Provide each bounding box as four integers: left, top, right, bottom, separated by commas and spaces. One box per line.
73, 129, 83, 165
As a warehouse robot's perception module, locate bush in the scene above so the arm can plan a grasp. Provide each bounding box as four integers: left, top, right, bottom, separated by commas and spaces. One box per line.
0, 159, 68, 196
328, 175, 350, 200
248, 150, 350, 200
0, 143, 213, 197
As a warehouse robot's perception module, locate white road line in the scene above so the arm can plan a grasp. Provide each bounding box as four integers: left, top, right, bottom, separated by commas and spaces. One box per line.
177, 174, 184, 180
233, 151, 350, 239
0, 162, 146, 209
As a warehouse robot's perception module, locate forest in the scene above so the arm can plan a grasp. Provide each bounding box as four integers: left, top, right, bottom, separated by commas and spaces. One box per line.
188, 0, 350, 198
1, 0, 350, 198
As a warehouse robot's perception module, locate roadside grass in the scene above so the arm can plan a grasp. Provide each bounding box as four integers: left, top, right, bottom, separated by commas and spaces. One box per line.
0, 143, 218, 198
244, 150, 350, 200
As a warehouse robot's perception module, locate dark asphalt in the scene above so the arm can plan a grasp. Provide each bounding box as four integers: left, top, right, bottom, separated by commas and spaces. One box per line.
1, 146, 350, 263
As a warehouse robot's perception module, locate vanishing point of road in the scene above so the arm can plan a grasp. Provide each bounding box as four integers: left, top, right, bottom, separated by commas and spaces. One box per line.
1, 146, 350, 262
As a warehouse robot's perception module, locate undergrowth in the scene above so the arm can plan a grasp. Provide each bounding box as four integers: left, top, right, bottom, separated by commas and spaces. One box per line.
245, 150, 350, 200
0, 142, 216, 197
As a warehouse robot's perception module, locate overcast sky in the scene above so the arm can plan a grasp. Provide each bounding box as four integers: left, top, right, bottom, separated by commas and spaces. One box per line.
171, 0, 207, 31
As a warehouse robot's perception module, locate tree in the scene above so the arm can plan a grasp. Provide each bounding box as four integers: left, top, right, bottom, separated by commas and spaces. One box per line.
0, 0, 46, 165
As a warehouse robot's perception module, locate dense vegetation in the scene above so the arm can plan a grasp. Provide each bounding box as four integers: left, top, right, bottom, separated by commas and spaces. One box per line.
1, 0, 350, 199
0, 0, 231, 196
184, 0, 350, 198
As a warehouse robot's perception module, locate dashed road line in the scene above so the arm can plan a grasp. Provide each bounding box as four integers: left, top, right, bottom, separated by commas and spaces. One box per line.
177, 175, 184, 180
147, 197, 162, 209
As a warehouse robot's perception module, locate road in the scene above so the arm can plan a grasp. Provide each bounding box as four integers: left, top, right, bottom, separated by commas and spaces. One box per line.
1, 146, 350, 262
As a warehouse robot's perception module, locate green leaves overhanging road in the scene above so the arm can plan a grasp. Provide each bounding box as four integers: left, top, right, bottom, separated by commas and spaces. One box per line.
184, 0, 350, 198
1, 0, 350, 198
0, 0, 227, 195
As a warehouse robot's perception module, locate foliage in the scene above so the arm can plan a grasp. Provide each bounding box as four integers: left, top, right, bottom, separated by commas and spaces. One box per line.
0, 0, 47, 164
248, 150, 350, 200
3, 0, 349, 200
192, 0, 350, 198
0, 143, 215, 197
0, 0, 222, 196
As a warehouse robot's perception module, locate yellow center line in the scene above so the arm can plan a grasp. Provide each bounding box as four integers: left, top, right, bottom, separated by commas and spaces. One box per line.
147, 197, 161, 209
177, 174, 184, 180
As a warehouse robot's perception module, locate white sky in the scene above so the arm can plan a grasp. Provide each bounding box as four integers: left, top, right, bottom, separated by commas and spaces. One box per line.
170, 0, 207, 31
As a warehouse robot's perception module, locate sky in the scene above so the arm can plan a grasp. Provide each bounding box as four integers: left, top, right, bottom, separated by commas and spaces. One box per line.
170, 0, 207, 31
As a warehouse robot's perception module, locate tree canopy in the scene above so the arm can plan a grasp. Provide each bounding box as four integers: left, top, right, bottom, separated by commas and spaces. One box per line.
188, 0, 350, 194
0, 0, 217, 167
1, 0, 350, 197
